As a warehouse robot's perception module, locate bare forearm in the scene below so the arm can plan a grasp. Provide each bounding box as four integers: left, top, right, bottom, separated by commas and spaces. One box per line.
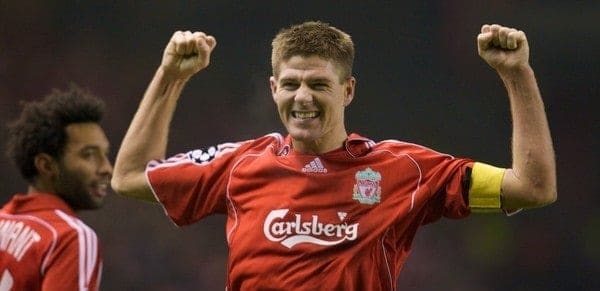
122, 68, 187, 163
500, 65, 557, 208
112, 31, 215, 200
112, 68, 188, 200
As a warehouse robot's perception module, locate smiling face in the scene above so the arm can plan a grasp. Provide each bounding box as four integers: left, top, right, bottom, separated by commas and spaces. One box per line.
270, 55, 355, 154
53, 123, 112, 210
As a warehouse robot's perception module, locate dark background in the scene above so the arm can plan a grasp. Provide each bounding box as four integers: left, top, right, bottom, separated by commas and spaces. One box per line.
1, 1, 598, 290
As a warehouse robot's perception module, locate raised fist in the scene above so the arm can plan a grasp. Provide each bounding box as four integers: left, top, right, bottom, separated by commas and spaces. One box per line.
160, 31, 217, 80
477, 24, 529, 73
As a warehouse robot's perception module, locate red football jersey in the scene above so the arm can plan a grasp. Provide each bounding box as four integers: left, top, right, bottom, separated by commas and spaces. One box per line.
147, 133, 473, 290
0, 193, 102, 291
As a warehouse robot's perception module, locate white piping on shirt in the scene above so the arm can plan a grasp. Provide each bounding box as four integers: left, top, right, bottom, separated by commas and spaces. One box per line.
381, 228, 395, 290
56, 210, 98, 291
225, 148, 274, 244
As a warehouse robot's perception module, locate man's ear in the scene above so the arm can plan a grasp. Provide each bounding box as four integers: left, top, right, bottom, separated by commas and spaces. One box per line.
34, 153, 58, 178
344, 76, 356, 107
269, 76, 278, 100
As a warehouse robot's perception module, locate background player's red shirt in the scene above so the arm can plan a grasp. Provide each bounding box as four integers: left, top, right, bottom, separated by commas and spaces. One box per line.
0, 193, 102, 291
147, 133, 473, 290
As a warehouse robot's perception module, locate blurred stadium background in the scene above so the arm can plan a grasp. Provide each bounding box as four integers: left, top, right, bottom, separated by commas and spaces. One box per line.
1, 1, 598, 290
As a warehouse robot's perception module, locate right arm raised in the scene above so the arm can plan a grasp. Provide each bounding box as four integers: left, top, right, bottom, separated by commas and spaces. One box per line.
111, 31, 217, 202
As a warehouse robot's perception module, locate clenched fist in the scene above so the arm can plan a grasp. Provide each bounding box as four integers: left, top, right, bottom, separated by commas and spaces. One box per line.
477, 24, 529, 73
160, 31, 217, 80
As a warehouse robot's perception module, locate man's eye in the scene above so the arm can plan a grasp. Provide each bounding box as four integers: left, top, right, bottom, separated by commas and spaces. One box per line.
81, 150, 98, 160
309, 83, 329, 91
281, 82, 298, 89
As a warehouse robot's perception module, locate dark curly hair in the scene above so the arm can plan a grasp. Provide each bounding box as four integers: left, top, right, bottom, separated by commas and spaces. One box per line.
6, 84, 105, 182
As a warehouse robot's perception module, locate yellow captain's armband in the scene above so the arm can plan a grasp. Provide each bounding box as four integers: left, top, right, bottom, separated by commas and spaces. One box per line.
468, 162, 506, 213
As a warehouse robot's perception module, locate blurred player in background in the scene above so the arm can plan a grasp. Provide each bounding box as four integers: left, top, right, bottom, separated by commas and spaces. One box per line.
112, 21, 556, 290
1, 84, 112, 290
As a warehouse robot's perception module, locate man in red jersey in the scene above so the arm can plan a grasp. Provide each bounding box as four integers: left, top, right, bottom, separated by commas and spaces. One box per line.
1, 84, 112, 290
112, 21, 556, 290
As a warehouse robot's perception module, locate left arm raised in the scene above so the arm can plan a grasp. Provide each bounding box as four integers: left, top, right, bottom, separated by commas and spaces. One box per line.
477, 24, 557, 209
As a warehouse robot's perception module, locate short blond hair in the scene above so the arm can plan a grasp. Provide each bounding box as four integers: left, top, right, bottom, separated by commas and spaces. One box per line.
271, 21, 354, 82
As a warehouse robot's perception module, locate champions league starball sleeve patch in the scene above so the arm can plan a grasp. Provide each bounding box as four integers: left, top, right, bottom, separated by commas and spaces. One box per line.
187, 146, 219, 164
185, 142, 242, 165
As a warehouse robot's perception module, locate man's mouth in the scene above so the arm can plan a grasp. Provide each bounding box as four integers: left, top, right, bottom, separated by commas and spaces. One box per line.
292, 111, 319, 119
91, 182, 109, 198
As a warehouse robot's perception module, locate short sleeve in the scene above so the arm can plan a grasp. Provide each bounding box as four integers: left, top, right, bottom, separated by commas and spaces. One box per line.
146, 143, 241, 226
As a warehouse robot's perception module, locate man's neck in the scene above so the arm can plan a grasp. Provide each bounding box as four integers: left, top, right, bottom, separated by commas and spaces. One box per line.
292, 132, 349, 154
27, 179, 54, 195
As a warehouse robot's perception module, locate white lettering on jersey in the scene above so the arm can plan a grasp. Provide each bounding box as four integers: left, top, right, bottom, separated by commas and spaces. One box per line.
263, 209, 358, 248
0, 220, 41, 261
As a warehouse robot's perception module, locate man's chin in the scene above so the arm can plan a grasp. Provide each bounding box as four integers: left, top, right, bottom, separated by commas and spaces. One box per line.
289, 128, 320, 141
77, 193, 105, 211
89, 196, 106, 209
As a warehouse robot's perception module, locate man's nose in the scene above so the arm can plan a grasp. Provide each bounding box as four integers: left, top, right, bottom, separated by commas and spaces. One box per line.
295, 84, 315, 103
99, 155, 113, 176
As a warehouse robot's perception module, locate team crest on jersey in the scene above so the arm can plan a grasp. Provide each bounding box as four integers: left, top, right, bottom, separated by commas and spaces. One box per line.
352, 167, 382, 205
